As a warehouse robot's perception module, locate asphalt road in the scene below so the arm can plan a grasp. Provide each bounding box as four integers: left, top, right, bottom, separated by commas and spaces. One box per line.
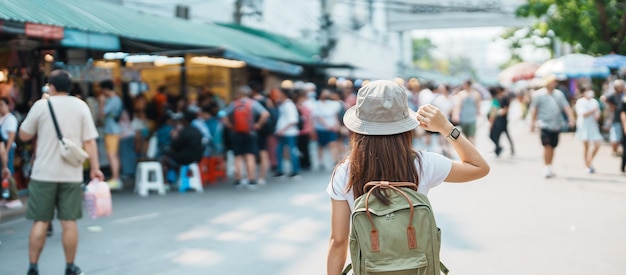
1, 101, 625, 275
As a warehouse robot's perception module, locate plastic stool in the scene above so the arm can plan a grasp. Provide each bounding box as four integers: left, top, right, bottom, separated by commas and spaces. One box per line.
178, 163, 204, 193
199, 156, 226, 185
135, 161, 166, 197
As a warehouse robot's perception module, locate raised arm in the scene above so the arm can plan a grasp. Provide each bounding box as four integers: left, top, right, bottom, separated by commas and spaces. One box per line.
417, 104, 490, 182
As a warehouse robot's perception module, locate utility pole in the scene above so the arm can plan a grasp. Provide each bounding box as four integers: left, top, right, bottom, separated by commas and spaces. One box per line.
320, 0, 335, 61
233, 0, 263, 25
234, 0, 244, 24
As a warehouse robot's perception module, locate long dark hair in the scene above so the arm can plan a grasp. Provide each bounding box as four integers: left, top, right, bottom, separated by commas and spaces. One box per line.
340, 130, 421, 205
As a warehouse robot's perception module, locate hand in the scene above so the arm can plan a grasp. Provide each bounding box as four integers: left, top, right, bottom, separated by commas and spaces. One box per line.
2, 167, 11, 179
253, 123, 261, 131
416, 104, 453, 134
568, 119, 575, 128
90, 169, 105, 182
530, 121, 537, 132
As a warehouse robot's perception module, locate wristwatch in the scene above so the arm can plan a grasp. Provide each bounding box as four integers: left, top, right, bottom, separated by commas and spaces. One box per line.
446, 127, 461, 141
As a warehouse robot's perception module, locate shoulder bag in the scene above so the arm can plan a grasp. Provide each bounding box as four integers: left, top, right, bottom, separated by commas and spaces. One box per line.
47, 99, 89, 166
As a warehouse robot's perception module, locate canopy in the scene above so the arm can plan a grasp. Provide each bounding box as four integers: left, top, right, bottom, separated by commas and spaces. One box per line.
535, 54, 610, 79
498, 62, 540, 85
593, 54, 626, 69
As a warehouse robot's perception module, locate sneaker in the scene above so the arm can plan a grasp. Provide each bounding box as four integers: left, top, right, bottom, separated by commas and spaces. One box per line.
246, 180, 258, 190
107, 179, 123, 190
288, 173, 302, 181
545, 170, 556, 178
233, 180, 245, 189
587, 167, 595, 174
494, 147, 502, 157
4, 199, 23, 209
273, 172, 285, 178
257, 179, 267, 186
65, 265, 84, 275
27, 268, 39, 275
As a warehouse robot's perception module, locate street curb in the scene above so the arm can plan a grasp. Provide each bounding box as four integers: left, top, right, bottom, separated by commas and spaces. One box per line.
0, 197, 28, 224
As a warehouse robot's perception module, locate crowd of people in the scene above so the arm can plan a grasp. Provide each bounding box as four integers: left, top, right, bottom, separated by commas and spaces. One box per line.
0, 67, 623, 274
0, 72, 625, 205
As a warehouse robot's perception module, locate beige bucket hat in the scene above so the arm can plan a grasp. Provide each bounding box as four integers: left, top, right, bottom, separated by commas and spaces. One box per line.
343, 80, 418, 135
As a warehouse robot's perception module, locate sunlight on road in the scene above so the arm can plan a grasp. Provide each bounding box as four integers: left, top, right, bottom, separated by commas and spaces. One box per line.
173, 249, 223, 266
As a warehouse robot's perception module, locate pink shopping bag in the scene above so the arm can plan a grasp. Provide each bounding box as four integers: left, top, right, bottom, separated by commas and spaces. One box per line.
83, 180, 112, 219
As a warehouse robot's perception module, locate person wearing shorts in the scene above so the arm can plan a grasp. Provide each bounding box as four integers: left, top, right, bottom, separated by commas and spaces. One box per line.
530, 75, 575, 178
19, 70, 103, 275
605, 80, 624, 156
222, 85, 269, 187
99, 79, 123, 190
313, 89, 343, 169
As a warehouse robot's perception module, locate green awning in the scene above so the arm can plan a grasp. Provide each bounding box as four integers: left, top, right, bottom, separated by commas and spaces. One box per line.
217, 23, 320, 64
62, 29, 120, 51
0, 0, 317, 65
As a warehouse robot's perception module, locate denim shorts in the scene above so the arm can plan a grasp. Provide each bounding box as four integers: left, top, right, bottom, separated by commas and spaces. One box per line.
316, 130, 339, 147
609, 122, 623, 142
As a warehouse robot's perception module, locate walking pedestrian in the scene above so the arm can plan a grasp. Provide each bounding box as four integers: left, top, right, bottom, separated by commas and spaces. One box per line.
601, 79, 624, 157
222, 85, 270, 187
452, 79, 482, 144
19, 70, 104, 275
574, 88, 603, 173
529, 75, 576, 178
488, 86, 515, 157
620, 94, 626, 172
326, 80, 489, 274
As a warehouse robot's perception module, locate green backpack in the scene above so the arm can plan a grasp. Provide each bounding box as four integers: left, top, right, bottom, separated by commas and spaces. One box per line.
341, 181, 449, 275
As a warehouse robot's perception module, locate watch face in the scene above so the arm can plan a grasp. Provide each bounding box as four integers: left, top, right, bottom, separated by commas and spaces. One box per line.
451, 128, 461, 139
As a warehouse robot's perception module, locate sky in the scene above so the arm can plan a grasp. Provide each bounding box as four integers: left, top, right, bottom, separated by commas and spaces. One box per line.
412, 27, 552, 81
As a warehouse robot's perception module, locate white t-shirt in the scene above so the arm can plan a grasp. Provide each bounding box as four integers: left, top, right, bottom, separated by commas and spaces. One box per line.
313, 100, 342, 130
275, 99, 299, 137
20, 96, 99, 183
432, 95, 455, 119
326, 151, 452, 212
0, 113, 18, 147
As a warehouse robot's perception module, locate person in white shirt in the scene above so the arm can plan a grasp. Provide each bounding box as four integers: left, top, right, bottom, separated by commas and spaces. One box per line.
326, 80, 490, 275
0, 97, 21, 209
313, 88, 343, 169
273, 87, 301, 179
575, 88, 603, 173
20, 70, 103, 275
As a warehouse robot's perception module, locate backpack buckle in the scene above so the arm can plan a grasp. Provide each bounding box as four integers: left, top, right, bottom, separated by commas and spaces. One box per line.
380, 181, 390, 188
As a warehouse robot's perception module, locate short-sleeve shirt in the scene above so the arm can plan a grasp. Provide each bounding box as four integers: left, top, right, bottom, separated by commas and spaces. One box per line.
20, 96, 99, 183
313, 100, 342, 130
326, 151, 452, 212
530, 88, 569, 131
103, 95, 123, 134
0, 113, 18, 148
224, 98, 267, 132
607, 92, 624, 122
275, 99, 299, 137
621, 96, 626, 124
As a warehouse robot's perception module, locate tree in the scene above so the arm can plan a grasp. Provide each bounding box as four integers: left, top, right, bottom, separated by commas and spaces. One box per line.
497, 25, 554, 68
412, 38, 436, 70
517, 0, 626, 55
